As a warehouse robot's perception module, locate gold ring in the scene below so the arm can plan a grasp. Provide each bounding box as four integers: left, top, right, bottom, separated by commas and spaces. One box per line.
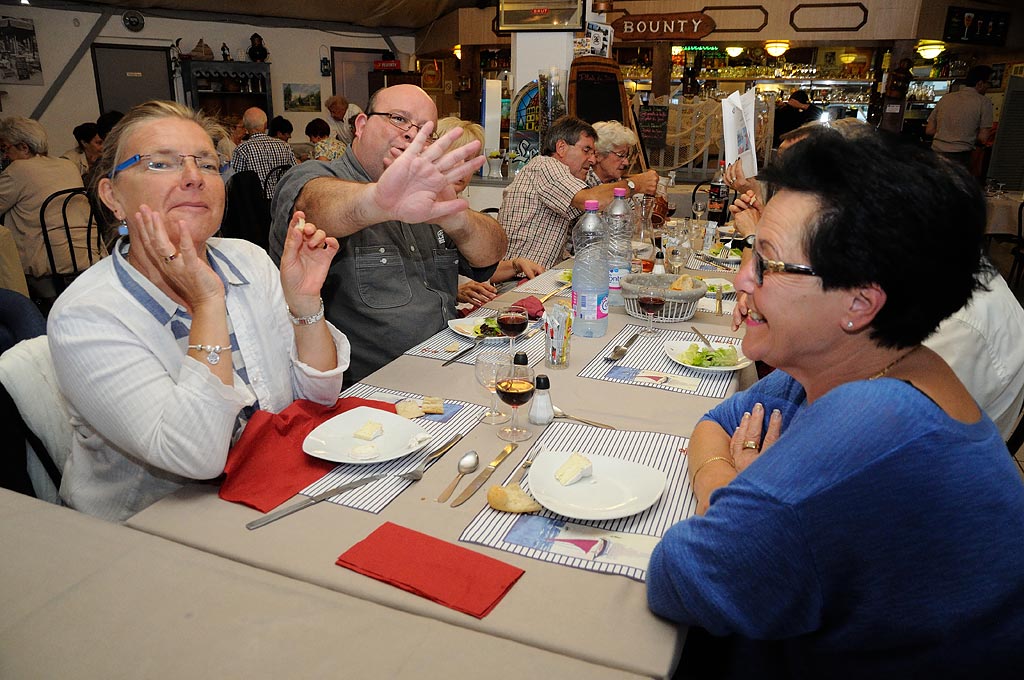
163, 252, 180, 263
742, 440, 758, 450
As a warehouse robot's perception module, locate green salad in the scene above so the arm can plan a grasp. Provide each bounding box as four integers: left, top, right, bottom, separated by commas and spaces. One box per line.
557, 269, 573, 283
710, 243, 742, 259
678, 343, 739, 367
473, 318, 503, 338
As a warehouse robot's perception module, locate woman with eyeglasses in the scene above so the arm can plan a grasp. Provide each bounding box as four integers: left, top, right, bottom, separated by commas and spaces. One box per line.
48, 101, 350, 522
587, 120, 658, 191
646, 127, 1024, 674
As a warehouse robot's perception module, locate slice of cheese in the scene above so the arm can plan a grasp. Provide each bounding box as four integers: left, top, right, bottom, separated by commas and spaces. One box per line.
555, 452, 592, 486
353, 420, 383, 441
350, 444, 379, 460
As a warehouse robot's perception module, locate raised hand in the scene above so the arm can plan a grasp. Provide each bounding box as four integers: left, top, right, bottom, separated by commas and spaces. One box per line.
279, 211, 339, 310
133, 204, 224, 308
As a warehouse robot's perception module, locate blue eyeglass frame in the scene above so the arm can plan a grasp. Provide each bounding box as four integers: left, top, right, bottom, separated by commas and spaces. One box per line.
109, 153, 227, 179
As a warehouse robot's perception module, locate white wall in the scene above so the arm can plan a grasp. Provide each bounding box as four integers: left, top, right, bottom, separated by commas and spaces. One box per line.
1, 6, 414, 156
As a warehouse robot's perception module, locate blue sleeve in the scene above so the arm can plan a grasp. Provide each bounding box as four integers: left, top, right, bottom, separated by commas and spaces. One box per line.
700, 369, 807, 435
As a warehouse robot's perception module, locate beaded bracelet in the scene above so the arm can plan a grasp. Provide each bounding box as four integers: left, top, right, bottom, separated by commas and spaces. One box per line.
287, 298, 325, 326
188, 344, 228, 365
690, 456, 736, 482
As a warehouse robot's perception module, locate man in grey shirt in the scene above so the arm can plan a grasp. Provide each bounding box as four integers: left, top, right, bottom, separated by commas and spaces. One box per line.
270, 84, 506, 384
926, 65, 994, 167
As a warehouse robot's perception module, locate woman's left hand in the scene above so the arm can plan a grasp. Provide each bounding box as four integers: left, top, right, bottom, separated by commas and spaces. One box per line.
279, 211, 339, 310
730, 402, 783, 473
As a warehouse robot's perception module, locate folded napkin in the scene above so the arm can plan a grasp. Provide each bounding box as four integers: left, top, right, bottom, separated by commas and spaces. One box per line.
514, 295, 545, 320
337, 522, 524, 618
219, 397, 397, 512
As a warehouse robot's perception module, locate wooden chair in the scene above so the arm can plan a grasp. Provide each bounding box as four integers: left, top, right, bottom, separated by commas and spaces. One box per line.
38, 188, 101, 296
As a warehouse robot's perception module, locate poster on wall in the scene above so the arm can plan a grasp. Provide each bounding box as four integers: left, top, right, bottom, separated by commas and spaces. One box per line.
943, 6, 1009, 46
0, 16, 43, 85
283, 83, 321, 112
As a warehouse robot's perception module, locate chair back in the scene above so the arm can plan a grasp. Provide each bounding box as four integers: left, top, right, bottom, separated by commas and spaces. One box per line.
222, 170, 271, 251
263, 163, 292, 200
1006, 406, 1024, 458
38, 188, 101, 296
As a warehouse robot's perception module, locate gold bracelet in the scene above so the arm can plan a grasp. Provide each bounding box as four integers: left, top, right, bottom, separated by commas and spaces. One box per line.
690, 456, 736, 482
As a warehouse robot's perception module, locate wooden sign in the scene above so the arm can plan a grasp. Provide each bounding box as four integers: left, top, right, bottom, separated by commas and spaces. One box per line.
637, 105, 669, 150
611, 13, 715, 41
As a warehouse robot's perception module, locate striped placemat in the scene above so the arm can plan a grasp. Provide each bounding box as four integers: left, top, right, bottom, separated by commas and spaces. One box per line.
404, 306, 546, 366
513, 268, 572, 297
686, 251, 738, 272
578, 324, 741, 399
298, 384, 487, 514
459, 422, 696, 582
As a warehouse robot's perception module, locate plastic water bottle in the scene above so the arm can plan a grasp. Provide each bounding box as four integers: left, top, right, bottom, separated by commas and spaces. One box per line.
572, 200, 609, 338
605, 186, 633, 307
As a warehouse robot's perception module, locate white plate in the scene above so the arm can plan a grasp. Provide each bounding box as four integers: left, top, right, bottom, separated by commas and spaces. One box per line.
701, 247, 741, 264
697, 277, 735, 295
528, 451, 667, 521
663, 340, 752, 373
302, 406, 432, 464
447, 319, 506, 341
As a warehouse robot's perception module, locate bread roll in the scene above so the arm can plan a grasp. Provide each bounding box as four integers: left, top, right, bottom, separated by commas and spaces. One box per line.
487, 483, 541, 513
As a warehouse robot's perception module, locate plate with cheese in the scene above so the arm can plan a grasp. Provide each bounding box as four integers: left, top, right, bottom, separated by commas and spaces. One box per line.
527, 450, 667, 521
302, 406, 432, 464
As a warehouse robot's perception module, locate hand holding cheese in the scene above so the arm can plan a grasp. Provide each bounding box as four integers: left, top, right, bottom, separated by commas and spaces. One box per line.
555, 452, 593, 486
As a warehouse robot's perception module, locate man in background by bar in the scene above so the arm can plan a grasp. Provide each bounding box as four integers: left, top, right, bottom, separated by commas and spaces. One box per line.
926, 65, 994, 167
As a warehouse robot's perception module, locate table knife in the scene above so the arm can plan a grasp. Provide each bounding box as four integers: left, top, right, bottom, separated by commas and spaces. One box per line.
450, 443, 517, 507
538, 282, 571, 303
442, 337, 482, 366
694, 253, 731, 271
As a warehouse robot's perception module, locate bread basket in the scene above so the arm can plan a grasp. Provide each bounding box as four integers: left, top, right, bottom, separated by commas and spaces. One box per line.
621, 273, 708, 322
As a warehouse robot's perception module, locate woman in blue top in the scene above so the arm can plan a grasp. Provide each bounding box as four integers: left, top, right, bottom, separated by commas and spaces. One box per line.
647, 126, 1024, 677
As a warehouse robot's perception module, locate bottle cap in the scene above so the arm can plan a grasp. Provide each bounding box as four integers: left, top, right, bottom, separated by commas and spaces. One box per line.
535, 374, 550, 390
584, 199, 600, 211
513, 351, 529, 365
655, 250, 665, 260
613, 187, 627, 197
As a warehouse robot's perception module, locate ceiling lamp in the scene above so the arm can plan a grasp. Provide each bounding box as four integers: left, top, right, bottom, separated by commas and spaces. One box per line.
725, 46, 744, 58
764, 41, 790, 58
916, 41, 945, 60
452, 44, 461, 60
839, 52, 857, 64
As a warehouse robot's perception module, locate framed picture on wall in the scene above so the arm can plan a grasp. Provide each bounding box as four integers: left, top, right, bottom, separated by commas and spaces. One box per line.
990, 63, 1006, 90
498, 0, 585, 33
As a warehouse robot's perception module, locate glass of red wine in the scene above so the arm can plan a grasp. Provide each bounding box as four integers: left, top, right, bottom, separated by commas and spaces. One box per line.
495, 362, 535, 442
497, 304, 529, 354
638, 284, 667, 335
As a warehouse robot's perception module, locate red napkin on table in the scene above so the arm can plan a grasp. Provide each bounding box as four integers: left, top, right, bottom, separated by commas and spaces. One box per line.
337, 521, 524, 618
219, 397, 397, 512
514, 295, 545, 320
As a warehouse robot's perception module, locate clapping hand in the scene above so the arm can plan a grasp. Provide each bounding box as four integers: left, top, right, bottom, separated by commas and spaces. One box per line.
279, 211, 339, 310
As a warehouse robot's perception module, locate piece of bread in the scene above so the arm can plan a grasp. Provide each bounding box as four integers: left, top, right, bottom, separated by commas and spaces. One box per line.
421, 396, 445, 414
353, 421, 383, 441
555, 452, 592, 486
395, 399, 424, 419
670, 274, 694, 291
487, 483, 542, 513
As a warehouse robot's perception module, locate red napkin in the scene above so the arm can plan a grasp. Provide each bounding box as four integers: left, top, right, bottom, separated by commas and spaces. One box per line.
219, 397, 397, 512
337, 522, 524, 618
514, 295, 545, 320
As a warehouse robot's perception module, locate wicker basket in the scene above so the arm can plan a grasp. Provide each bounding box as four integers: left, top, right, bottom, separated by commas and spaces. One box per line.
621, 273, 708, 322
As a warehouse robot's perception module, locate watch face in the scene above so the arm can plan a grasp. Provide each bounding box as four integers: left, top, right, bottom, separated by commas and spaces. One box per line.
627, 180, 635, 190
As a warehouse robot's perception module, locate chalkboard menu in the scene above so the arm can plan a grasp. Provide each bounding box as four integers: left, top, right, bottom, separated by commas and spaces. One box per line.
943, 6, 1009, 46
637, 105, 668, 150
568, 56, 629, 126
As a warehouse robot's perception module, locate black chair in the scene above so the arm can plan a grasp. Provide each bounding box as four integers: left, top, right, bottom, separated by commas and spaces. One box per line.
263, 163, 292, 200
1004, 202, 1024, 289
222, 170, 271, 251
38, 188, 101, 296
1006, 405, 1024, 458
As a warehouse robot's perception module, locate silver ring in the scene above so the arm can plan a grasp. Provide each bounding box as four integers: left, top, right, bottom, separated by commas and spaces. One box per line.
742, 440, 759, 450
163, 252, 180, 264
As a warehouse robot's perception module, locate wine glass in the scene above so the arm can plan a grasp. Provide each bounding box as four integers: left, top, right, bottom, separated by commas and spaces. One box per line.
692, 190, 708, 225
475, 352, 511, 425
638, 283, 666, 335
497, 304, 529, 354
495, 362, 535, 442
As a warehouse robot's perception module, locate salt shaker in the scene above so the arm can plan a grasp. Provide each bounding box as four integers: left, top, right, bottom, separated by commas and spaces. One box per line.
652, 250, 666, 274
529, 374, 554, 426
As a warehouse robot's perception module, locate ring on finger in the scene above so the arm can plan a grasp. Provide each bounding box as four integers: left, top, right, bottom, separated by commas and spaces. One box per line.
163, 252, 181, 264
742, 440, 759, 450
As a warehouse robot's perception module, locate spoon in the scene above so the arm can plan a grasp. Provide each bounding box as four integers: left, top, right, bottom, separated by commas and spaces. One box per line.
552, 405, 616, 430
436, 450, 479, 502
690, 325, 715, 349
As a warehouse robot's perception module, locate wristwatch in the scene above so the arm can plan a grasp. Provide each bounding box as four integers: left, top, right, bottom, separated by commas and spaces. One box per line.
626, 179, 636, 194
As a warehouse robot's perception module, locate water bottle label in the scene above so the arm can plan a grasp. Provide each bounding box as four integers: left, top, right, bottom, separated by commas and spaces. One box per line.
598, 293, 609, 319
572, 291, 609, 321
609, 266, 623, 291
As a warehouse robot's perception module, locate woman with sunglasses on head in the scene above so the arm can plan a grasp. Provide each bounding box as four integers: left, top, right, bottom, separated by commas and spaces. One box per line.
48, 101, 350, 522
647, 127, 1024, 676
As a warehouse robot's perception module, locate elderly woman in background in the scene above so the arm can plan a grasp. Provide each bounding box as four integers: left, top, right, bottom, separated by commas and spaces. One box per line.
0, 116, 102, 299
647, 128, 1024, 675
60, 122, 103, 180
305, 118, 346, 161
48, 101, 350, 522
587, 120, 658, 189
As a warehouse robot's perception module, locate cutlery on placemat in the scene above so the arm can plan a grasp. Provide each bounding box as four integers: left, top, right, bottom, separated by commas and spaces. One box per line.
506, 443, 547, 487
552, 405, 616, 429
538, 282, 571, 303
690, 325, 716, 349
435, 450, 479, 503
694, 253, 732, 271
450, 443, 517, 507
442, 337, 482, 366
246, 433, 463, 530
715, 287, 724, 316
605, 332, 640, 362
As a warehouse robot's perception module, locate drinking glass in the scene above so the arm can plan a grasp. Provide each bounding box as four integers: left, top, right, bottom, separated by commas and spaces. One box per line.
637, 284, 666, 335
692, 189, 709, 225
475, 352, 511, 425
495, 362, 535, 442
497, 304, 529, 354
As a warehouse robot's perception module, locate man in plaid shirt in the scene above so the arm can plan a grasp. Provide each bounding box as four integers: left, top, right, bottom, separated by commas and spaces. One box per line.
231, 107, 296, 199
499, 116, 656, 269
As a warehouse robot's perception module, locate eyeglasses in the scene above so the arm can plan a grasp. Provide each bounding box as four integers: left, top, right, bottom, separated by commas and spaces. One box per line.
365, 112, 438, 142
752, 239, 818, 286
610, 149, 634, 160
110, 153, 222, 178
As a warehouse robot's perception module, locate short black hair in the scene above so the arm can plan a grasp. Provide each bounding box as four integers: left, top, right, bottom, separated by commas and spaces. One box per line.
305, 118, 330, 138
268, 115, 293, 136
760, 127, 990, 348
964, 65, 993, 87
541, 116, 597, 157
72, 122, 99, 145
789, 90, 810, 105
96, 111, 124, 140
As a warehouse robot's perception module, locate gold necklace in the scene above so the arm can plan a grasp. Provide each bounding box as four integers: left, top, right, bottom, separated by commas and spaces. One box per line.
869, 346, 920, 380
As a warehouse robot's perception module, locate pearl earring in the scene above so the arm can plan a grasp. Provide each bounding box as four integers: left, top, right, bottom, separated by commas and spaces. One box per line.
846, 321, 854, 329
